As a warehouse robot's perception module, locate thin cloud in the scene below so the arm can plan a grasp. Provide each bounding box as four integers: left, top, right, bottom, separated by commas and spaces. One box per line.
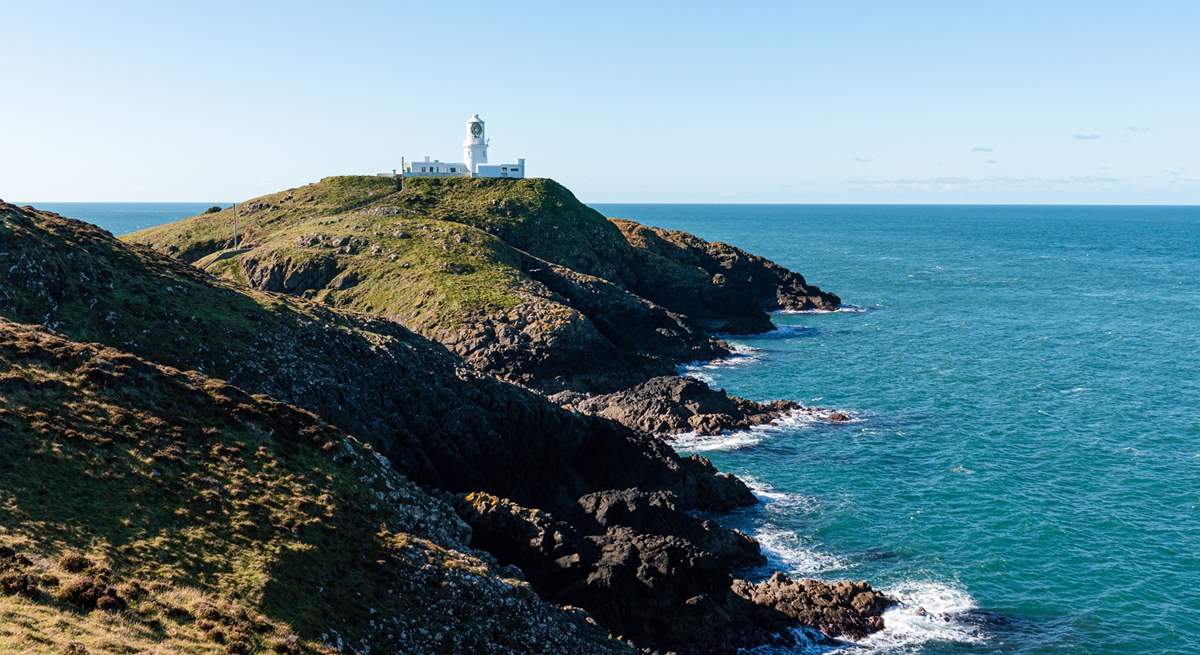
972, 146, 994, 152
1125, 126, 1150, 134
1073, 133, 1102, 140
1044, 176, 1120, 184
852, 157, 873, 163
985, 159, 998, 165
853, 175, 1120, 187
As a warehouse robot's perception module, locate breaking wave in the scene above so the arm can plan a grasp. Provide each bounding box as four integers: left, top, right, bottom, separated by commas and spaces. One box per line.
747, 325, 821, 340
669, 407, 858, 453
776, 304, 868, 315
755, 526, 849, 576
743, 579, 985, 654
850, 580, 986, 652
678, 343, 761, 383
740, 475, 821, 515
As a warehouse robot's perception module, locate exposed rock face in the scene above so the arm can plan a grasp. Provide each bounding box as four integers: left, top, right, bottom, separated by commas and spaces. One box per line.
0, 201, 751, 517
0, 185, 880, 653
556, 375, 800, 435
612, 219, 841, 333
123, 176, 844, 456
0, 201, 786, 652
124, 177, 838, 396
456, 491, 766, 653
0, 318, 632, 655
732, 573, 892, 640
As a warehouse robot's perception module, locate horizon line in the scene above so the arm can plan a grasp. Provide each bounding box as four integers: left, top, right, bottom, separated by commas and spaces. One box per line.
13, 199, 1200, 209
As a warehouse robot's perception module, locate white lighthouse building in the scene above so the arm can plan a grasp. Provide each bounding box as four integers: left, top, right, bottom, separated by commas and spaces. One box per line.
402, 114, 525, 179
464, 113, 487, 174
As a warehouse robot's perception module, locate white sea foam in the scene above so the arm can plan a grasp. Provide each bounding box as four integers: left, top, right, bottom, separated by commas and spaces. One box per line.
669, 407, 858, 453
735, 325, 820, 340
776, 304, 868, 315
746, 579, 986, 654
755, 526, 849, 575
678, 343, 761, 381
849, 580, 986, 652
740, 475, 821, 515
670, 429, 767, 452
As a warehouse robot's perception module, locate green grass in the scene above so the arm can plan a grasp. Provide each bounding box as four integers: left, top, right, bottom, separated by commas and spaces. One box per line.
125, 176, 400, 262
126, 175, 637, 289
1, 319, 618, 654
119, 175, 644, 352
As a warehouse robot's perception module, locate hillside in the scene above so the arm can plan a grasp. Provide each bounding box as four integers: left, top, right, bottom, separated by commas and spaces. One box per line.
1, 200, 893, 653
126, 177, 838, 397
0, 318, 628, 654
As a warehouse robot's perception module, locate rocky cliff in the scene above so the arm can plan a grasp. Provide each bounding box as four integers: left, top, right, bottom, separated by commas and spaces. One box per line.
125, 176, 840, 429
1, 196, 884, 653
0, 318, 628, 654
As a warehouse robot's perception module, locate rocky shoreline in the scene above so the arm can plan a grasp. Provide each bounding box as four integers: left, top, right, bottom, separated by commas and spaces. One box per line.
2, 178, 890, 654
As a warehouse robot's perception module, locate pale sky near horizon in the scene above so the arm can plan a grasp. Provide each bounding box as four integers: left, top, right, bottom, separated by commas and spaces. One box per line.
3, 1, 1198, 204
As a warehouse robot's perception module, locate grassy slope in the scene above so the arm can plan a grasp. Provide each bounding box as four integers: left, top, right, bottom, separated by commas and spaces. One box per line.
128, 177, 632, 284
125, 178, 705, 390
124, 177, 638, 328
0, 320, 627, 655
203, 208, 547, 340
0, 198, 467, 402
1, 201, 734, 508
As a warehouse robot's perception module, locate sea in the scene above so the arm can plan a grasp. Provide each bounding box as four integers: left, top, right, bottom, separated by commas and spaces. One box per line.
28, 202, 1200, 654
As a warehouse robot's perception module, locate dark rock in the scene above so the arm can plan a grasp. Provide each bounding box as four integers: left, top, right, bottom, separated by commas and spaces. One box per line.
732, 572, 892, 640
612, 219, 841, 332
456, 491, 771, 654
558, 375, 798, 435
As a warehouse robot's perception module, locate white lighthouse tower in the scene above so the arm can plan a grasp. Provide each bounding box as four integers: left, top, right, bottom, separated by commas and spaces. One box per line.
463, 113, 488, 175
401, 113, 523, 179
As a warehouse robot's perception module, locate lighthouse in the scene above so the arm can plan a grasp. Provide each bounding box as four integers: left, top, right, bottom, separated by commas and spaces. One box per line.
464, 113, 488, 175
401, 113, 524, 179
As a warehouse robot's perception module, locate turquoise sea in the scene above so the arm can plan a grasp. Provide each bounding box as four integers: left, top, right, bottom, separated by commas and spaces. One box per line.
35, 202, 1200, 654
17, 202, 228, 236
594, 203, 1200, 655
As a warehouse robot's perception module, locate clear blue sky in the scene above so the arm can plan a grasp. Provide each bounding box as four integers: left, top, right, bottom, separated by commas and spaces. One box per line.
4, 1, 1198, 203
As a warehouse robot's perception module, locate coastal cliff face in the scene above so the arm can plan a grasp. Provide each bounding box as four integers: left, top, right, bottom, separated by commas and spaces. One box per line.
125, 176, 839, 430
0, 319, 629, 655
1, 195, 885, 653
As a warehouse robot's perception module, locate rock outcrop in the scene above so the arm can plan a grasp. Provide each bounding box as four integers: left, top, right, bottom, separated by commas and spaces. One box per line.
0, 318, 631, 654
125, 177, 837, 395
1, 188, 883, 653
612, 219, 841, 333
732, 573, 892, 640
556, 375, 801, 435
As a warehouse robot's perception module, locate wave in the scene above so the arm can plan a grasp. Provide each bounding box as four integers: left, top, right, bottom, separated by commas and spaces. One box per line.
776, 304, 868, 315
669, 407, 860, 453
744, 325, 821, 340
677, 343, 761, 383
670, 429, 767, 453
755, 526, 849, 576
744, 580, 986, 654
740, 475, 821, 515
850, 580, 987, 652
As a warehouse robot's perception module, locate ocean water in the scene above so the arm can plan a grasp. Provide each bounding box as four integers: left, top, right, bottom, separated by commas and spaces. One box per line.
592, 204, 1200, 655
15, 202, 226, 235
35, 202, 1200, 654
